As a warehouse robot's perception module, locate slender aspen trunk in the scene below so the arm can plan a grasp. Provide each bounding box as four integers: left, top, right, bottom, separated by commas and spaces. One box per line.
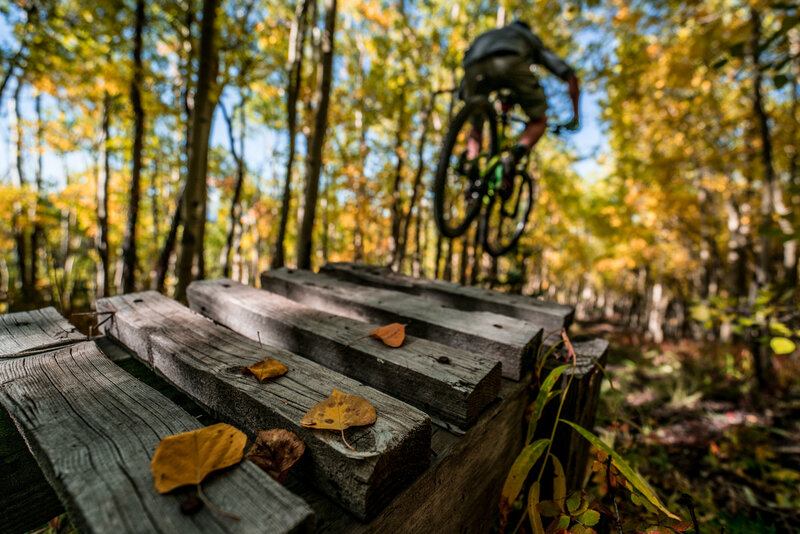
121, 0, 145, 293
750, 8, 776, 289
13, 80, 31, 299
96, 93, 111, 297
296, 0, 337, 270
443, 238, 453, 281
175, 0, 219, 302
388, 85, 407, 269
221, 100, 247, 278
398, 92, 437, 270
154, 10, 193, 292
273, 0, 311, 268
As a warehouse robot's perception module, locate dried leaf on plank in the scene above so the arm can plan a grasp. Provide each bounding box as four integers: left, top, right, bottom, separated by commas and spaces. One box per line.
242, 359, 288, 382
301, 389, 377, 450
245, 429, 306, 484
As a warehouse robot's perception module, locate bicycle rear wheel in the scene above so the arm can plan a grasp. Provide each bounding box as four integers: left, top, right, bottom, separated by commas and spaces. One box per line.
482, 170, 534, 257
434, 98, 498, 238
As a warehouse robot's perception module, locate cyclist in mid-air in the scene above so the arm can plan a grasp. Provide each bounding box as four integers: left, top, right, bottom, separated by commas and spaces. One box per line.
460, 20, 580, 198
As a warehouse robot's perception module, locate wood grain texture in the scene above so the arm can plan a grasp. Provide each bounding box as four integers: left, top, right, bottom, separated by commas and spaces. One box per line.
0, 341, 314, 534
0, 307, 85, 357
188, 278, 501, 429
97, 292, 431, 521
260, 268, 542, 380
286, 377, 532, 533
321, 262, 574, 331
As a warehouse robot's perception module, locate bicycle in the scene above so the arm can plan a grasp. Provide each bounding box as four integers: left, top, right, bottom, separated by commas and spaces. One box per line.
433, 90, 577, 256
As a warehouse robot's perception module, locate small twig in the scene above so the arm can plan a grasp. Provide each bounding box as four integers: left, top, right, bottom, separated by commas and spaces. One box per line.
345, 333, 371, 348
256, 332, 267, 358
196, 484, 240, 520
70, 310, 115, 317
607, 457, 623, 534
680, 493, 701, 533
94, 313, 114, 333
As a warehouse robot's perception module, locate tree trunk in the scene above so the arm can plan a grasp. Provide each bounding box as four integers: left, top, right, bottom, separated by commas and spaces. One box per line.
458, 232, 469, 285
13, 80, 31, 300
273, 0, 311, 269
220, 100, 247, 278
96, 93, 111, 297
175, 0, 220, 302
398, 91, 437, 270
121, 0, 146, 294
30, 92, 44, 291
750, 8, 776, 289
443, 238, 453, 282
434, 233, 442, 279
749, 7, 776, 389
154, 186, 183, 292
784, 28, 799, 288
388, 84, 407, 270
295, 0, 337, 270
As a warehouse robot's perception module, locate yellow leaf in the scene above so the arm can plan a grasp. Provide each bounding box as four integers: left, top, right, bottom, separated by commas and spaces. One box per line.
369, 323, 406, 347
301, 389, 377, 450
551, 454, 567, 511
242, 359, 288, 382
150, 423, 247, 494
527, 481, 545, 534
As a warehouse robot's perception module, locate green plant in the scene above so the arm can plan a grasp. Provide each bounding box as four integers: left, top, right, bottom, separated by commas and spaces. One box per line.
499, 330, 686, 534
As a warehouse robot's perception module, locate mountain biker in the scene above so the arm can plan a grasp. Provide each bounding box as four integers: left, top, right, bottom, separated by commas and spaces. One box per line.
460, 20, 580, 199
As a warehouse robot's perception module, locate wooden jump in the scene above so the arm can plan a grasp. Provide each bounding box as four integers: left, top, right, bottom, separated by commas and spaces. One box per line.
98, 291, 431, 521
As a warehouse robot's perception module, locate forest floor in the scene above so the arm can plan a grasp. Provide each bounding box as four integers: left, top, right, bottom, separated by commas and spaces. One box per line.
577, 320, 800, 533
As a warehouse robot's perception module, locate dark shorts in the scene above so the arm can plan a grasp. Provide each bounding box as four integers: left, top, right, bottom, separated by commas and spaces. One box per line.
461, 54, 548, 120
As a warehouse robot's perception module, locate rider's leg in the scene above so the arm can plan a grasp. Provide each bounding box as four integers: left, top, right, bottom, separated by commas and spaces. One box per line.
517, 114, 548, 157
467, 126, 482, 160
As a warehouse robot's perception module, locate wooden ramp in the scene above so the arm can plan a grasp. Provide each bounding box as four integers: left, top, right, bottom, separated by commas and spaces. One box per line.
98, 292, 431, 521
188, 278, 501, 430
2, 263, 608, 533
260, 268, 543, 380
0, 317, 313, 534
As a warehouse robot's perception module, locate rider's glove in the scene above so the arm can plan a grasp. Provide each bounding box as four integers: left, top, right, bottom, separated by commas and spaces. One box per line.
564, 117, 580, 132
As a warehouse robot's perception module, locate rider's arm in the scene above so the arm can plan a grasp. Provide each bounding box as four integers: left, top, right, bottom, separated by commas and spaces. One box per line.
568, 74, 580, 121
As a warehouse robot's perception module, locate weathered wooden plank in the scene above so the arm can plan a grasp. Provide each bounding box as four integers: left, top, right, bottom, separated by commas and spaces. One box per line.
98, 292, 432, 521
321, 262, 574, 331
188, 278, 501, 429
0, 307, 85, 357
1, 406, 63, 534
259, 268, 542, 381
287, 376, 532, 533
0, 341, 314, 534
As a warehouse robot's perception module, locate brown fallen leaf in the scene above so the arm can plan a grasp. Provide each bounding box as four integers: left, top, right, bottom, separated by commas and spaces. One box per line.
300, 389, 377, 450
242, 359, 288, 382
245, 429, 306, 484
151, 423, 247, 520
346, 323, 406, 348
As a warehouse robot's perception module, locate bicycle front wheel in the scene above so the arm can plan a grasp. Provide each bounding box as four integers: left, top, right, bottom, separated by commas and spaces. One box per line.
434, 98, 498, 238
482, 170, 534, 257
